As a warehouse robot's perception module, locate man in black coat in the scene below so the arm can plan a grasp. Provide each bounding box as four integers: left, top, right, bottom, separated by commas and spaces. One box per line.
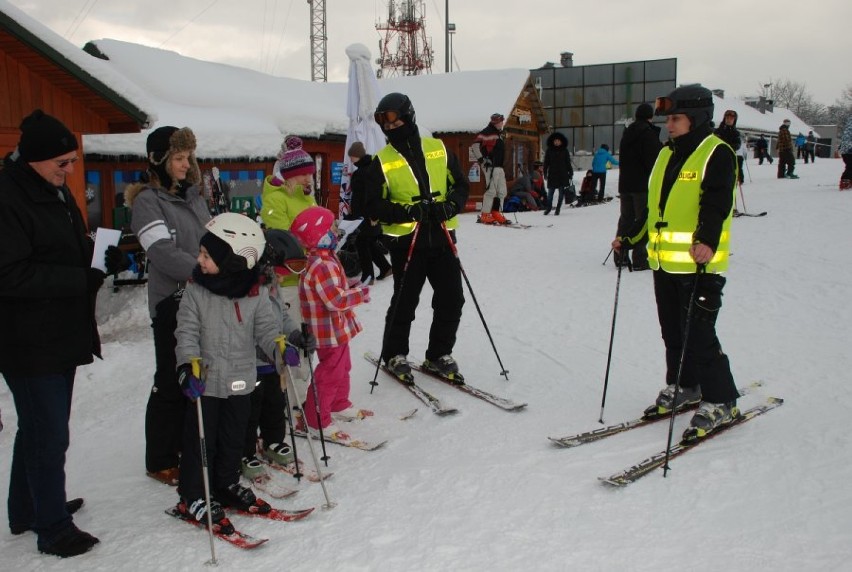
542, 132, 574, 215
614, 103, 662, 270
0, 110, 106, 558
347, 141, 392, 284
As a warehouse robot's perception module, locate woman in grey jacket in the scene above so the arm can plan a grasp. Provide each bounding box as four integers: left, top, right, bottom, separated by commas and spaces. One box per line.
126, 126, 211, 485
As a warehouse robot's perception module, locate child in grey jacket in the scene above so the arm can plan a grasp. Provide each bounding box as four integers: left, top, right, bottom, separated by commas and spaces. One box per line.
173, 213, 304, 534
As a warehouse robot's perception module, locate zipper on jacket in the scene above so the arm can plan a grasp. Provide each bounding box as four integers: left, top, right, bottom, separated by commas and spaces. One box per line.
233, 301, 243, 324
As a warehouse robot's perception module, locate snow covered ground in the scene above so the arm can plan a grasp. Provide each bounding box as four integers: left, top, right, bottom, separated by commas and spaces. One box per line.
1, 158, 850, 571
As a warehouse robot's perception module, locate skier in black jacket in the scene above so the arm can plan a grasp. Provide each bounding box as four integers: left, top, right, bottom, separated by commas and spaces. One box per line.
542, 132, 574, 215
715, 109, 743, 184
614, 103, 662, 270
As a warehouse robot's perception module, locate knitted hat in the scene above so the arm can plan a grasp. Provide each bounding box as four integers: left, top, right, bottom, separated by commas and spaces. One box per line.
347, 141, 366, 159
18, 109, 79, 162
290, 206, 335, 250
277, 136, 316, 180
200, 231, 235, 270
635, 103, 654, 121
490, 113, 505, 124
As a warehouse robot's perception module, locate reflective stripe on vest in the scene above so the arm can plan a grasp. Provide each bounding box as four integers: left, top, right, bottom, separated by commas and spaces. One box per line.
646, 134, 735, 274
376, 138, 457, 236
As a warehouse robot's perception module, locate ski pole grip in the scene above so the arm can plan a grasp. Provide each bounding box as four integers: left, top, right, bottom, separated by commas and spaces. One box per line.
274, 335, 287, 354
190, 357, 202, 379
300, 323, 310, 358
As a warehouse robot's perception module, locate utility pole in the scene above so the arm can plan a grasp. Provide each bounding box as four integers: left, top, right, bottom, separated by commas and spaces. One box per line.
308, 0, 327, 82
444, 0, 449, 73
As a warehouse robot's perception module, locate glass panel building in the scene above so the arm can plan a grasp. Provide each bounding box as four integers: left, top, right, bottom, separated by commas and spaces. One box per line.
531, 57, 676, 154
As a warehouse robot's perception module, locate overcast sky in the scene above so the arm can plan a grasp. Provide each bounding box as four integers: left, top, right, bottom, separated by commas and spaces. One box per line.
8, 0, 849, 106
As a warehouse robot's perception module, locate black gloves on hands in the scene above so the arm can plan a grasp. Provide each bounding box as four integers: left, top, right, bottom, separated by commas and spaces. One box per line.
104, 245, 130, 275
406, 202, 428, 222
406, 201, 458, 223
431, 201, 458, 222
86, 268, 105, 294
288, 329, 317, 353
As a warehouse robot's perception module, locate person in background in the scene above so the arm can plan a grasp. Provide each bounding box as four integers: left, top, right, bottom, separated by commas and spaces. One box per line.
805, 131, 816, 164
507, 163, 544, 211
0, 109, 108, 557
755, 134, 773, 165
347, 141, 392, 285
795, 131, 806, 160
591, 144, 619, 201
614, 102, 661, 270
364, 92, 470, 383
173, 213, 284, 531
127, 126, 211, 487
542, 132, 574, 215
476, 113, 510, 225
776, 119, 798, 179
612, 84, 739, 441
290, 207, 372, 442
839, 117, 852, 190
714, 109, 743, 185
259, 135, 318, 421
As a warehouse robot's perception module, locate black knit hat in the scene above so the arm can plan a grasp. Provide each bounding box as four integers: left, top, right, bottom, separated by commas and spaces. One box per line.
347, 141, 366, 159
200, 231, 239, 271
635, 103, 654, 121
18, 109, 79, 162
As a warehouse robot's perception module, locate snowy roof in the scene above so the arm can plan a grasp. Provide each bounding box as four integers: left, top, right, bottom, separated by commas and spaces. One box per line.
0, 0, 156, 129
711, 94, 816, 138
79, 39, 532, 160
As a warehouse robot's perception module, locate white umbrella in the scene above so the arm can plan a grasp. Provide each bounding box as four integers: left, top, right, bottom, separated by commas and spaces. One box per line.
339, 43, 387, 219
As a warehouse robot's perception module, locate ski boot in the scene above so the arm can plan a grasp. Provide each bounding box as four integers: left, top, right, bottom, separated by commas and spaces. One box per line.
386, 355, 414, 385
682, 401, 740, 442
421, 355, 465, 384
643, 384, 701, 418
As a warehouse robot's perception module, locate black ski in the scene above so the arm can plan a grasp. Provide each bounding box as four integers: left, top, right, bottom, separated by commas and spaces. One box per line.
364, 352, 458, 416
548, 381, 763, 448
733, 211, 767, 217
600, 396, 784, 487
409, 361, 527, 411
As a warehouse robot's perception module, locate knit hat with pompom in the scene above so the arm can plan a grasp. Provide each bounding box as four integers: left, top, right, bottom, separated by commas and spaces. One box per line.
276, 136, 316, 180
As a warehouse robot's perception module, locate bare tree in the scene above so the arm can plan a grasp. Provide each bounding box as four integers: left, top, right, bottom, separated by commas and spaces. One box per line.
761, 78, 825, 126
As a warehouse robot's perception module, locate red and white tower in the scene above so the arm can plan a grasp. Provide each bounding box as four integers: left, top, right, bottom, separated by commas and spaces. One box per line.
375, 1, 433, 78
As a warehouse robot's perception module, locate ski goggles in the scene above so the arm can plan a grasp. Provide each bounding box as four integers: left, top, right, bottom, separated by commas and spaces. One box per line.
653, 96, 712, 115
374, 110, 401, 125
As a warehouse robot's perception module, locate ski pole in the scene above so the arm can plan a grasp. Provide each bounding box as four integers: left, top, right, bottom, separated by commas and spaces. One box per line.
738, 182, 749, 215
597, 249, 626, 424
662, 266, 704, 478
300, 323, 329, 465
275, 337, 335, 509
190, 357, 217, 567
440, 222, 509, 380
602, 248, 614, 266
744, 155, 752, 183
369, 222, 421, 392
275, 350, 302, 481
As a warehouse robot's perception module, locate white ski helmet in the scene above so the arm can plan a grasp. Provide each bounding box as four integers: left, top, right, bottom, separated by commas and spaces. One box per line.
203, 212, 266, 270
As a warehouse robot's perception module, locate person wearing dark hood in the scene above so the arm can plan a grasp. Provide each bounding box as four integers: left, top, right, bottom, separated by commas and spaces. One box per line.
776, 119, 798, 179
715, 109, 743, 185
347, 141, 392, 284
542, 132, 574, 215
125, 126, 211, 486
612, 84, 740, 442
755, 134, 773, 165
0, 110, 107, 557
613, 102, 662, 270
363, 92, 470, 383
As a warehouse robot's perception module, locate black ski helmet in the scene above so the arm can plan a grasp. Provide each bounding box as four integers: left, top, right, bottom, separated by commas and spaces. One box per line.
374, 92, 416, 133
263, 229, 305, 267
655, 84, 714, 129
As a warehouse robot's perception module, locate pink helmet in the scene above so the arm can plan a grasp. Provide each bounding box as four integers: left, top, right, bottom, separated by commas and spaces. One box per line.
290, 206, 335, 249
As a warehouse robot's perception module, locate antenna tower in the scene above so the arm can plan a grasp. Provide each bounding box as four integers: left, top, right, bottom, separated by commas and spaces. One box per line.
308, 0, 327, 82
375, 1, 433, 78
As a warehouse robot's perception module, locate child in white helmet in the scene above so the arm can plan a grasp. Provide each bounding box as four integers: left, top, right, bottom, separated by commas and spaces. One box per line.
172, 213, 302, 533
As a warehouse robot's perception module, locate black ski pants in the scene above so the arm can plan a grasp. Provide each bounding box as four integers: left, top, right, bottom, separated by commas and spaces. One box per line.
356, 226, 391, 280
146, 295, 188, 473
617, 192, 648, 267
652, 270, 738, 404
382, 242, 464, 363
179, 393, 252, 502
243, 371, 286, 458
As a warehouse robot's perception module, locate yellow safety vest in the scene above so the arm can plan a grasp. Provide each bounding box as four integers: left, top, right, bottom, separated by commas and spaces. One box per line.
376, 138, 458, 236
646, 134, 735, 274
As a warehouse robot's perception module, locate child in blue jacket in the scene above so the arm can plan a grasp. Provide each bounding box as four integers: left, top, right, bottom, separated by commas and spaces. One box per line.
591, 144, 619, 201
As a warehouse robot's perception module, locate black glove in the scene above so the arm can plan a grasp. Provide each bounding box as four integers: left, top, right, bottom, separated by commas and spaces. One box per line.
104, 245, 129, 275
288, 329, 317, 352
86, 268, 105, 293
405, 202, 429, 222
431, 201, 458, 222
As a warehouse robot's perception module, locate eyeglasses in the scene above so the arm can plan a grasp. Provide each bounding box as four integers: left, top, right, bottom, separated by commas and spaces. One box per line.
55, 156, 79, 168
374, 110, 400, 125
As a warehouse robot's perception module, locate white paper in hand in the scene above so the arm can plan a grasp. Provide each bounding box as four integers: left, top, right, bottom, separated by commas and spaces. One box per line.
91, 228, 122, 271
